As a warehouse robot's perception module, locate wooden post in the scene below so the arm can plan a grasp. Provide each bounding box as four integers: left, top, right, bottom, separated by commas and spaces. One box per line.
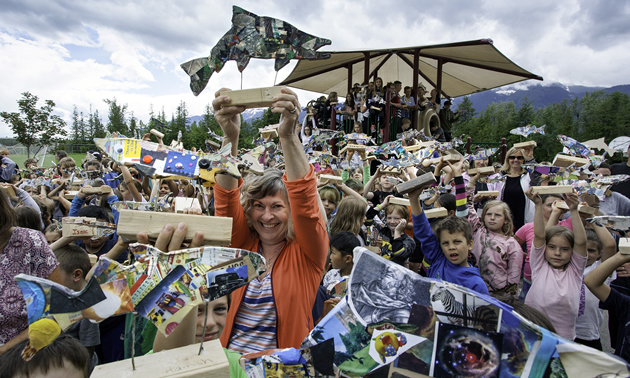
347, 63, 353, 96
363, 52, 370, 85
412, 49, 420, 132
384, 90, 390, 143
437, 58, 444, 101
330, 107, 337, 155
466, 137, 472, 154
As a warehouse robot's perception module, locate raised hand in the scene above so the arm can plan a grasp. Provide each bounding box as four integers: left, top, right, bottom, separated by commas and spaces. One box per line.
563, 192, 579, 211
212, 88, 246, 142
271, 88, 302, 138
525, 187, 542, 205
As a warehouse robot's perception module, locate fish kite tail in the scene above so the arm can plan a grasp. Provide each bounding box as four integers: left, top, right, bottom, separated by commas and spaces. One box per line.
180, 57, 215, 96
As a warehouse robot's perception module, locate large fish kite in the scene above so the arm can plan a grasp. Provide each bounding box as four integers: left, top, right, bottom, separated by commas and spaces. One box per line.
181, 6, 332, 96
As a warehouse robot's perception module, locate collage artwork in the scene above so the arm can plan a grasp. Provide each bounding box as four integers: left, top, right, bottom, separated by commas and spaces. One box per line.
240, 249, 630, 378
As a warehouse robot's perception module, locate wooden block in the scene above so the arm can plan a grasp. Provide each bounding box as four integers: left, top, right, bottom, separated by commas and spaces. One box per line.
396, 172, 437, 195
91, 340, 230, 378
468, 166, 495, 176
71, 179, 84, 186
117, 210, 232, 246
417, 141, 437, 148
553, 154, 590, 168
514, 141, 537, 148
552, 201, 598, 215
531, 185, 574, 194
150, 128, 164, 138
476, 191, 500, 198
260, 128, 278, 138
422, 154, 461, 167
64, 191, 79, 200
319, 174, 343, 185
89, 254, 98, 265
404, 144, 421, 152
365, 246, 381, 254
363, 155, 376, 162
620, 238, 630, 254
424, 207, 448, 219
62, 217, 97, 238
206, 139, 221, 149
389, 197, 410, 207
442, 154, 463, 162
0, 184, 15, 197
381, 166, 402, 175
220, 87, 284, 109
346, 144, 366, 151
83, 187, 110, 195
173, 197, 201, 213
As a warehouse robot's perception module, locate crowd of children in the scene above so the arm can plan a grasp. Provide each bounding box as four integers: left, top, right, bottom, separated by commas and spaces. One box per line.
1, 91, 630, 378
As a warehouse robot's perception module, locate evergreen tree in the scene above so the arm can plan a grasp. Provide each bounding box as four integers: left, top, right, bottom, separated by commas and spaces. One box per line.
104, 98, 128, 135
71, 105, 81, 142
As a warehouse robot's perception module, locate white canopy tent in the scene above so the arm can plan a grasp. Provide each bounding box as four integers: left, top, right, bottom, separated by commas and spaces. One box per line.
279, 39, 543, 99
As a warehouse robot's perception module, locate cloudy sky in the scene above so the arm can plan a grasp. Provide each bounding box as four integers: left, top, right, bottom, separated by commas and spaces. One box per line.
1, 0, 629, 137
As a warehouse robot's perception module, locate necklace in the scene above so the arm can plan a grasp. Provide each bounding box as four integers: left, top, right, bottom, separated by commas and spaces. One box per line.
261, 241, 286, 277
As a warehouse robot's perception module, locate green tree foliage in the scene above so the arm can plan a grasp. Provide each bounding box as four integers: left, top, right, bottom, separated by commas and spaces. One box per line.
104, 98, 128, 135
247, 107, 280, 149
90, 107, 106, 139
0, 92, 67, 158
452, 90, 630, 164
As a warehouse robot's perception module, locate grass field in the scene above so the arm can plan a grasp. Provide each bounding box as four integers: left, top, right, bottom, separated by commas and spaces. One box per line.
9, 153, 86, 169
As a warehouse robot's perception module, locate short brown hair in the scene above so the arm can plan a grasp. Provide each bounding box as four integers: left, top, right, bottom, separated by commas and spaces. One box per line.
58, 157, 76, 169
435, 216, 473, 243
54, 244, 92, 279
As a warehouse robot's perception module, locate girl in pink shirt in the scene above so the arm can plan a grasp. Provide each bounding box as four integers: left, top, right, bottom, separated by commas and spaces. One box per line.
466, 184, 523, 296
515, 194, 573, 301
523, 189, 587, 340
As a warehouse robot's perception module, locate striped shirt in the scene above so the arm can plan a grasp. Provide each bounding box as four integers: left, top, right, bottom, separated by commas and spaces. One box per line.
227, 271, 277, 354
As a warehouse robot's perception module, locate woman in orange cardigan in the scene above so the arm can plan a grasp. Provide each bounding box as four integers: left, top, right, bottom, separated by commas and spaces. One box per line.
212, 87, 328, 353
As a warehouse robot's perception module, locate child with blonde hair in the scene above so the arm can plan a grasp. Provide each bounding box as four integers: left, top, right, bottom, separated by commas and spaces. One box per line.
524, 188, 587, 340
465, 183, 523, 296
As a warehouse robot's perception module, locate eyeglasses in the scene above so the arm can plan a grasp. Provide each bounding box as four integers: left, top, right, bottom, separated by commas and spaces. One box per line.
508, 156, 524, 160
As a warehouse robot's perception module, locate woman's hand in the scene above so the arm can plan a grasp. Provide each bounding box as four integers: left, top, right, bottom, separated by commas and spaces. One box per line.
525, 187, 542, 205
272, 88, 302, 138
563, 192, 579, 212
137, 222, 204, 252
212, 88, 246, 141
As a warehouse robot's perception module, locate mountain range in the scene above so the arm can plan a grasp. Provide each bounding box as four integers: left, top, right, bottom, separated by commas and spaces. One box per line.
188, 82, 630, 124
450, 82, 630, 112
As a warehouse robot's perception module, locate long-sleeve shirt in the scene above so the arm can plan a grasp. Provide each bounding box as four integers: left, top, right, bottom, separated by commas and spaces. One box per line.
217, 165, 328, 350
14, 187, 44, 230
376, 226, 415, 266
412, 212, 489, 294
466, 186, 523, 293
412, 175, 489, 294
0, 156, 17, 182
